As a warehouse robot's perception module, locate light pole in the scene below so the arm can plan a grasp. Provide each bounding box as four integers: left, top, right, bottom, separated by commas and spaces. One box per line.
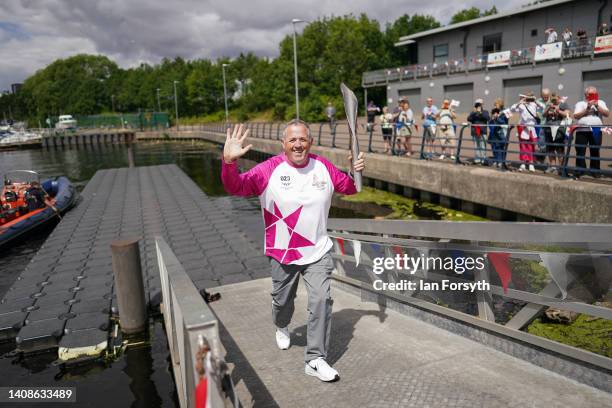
111, 94, 115, 113
173, 80, 179, 131
292, 18, 306, 120
156, 88, 161, 112
222, 63, 230, 122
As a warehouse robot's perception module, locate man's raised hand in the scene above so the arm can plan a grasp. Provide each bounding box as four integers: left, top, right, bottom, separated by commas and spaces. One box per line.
223, 124, 253, 164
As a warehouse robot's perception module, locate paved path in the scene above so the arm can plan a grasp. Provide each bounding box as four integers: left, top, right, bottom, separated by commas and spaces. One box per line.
0, 164, 268, 353
210, 278, 612, 408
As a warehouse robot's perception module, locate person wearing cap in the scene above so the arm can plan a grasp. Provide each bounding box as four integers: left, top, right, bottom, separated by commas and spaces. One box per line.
467, 98, 490, 164
421, 98, 439, 159
510, 92, 540, 172
221, 121, 365, 382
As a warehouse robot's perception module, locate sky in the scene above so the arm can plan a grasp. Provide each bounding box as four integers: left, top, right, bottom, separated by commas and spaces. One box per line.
0, 0, 525, 91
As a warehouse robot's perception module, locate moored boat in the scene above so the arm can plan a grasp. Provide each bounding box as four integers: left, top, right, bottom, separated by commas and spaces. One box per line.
0, 170, 78, 247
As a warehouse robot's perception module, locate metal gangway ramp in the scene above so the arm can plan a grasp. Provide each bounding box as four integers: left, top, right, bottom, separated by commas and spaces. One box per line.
158, 219, 612, 407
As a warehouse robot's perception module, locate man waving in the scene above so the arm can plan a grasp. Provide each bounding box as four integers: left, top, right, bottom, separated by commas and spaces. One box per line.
221, 120, 365, 382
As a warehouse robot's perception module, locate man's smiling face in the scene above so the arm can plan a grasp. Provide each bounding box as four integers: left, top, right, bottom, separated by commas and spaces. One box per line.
281, 123, 312, 166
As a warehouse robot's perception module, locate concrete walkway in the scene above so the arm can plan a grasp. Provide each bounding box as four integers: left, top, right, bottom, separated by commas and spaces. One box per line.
210, 278, 612, 408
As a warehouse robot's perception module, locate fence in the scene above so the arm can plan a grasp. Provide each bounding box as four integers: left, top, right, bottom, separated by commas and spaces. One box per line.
326, 218, 612, 373
194, 121, 611, 179
363, 36, 601, 87
156, 237, 238, 408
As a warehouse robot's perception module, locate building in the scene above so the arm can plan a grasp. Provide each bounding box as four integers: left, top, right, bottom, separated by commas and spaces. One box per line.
10, 83, 23, 94
362, 0, 612, 115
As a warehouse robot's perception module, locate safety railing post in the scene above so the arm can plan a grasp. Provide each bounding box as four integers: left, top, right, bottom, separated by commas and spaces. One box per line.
455, 124, 467, 164
419, 127, 427, 159
368, 125, 374, 153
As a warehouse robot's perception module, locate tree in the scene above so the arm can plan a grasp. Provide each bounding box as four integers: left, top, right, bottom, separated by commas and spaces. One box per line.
385, 14, 441, 66
450, 6, 498, 24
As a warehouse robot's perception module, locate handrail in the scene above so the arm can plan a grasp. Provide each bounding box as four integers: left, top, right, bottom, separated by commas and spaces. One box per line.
363, 36, 600, 86
156, 236, 237, 408
326, 219, 612, 371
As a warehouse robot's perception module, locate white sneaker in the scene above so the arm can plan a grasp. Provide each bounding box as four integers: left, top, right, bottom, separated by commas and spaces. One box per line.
519, 164, 526, 172
528, 164, 536, 172
450, 155, 456, 160
275, 327, 290, 350
439, 154, 445, 160
305, 357, 339, 382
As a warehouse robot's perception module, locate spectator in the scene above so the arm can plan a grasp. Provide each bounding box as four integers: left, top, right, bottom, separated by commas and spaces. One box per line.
535, 88, 552, 163
562, 27, 573, 56
434, 99, 456, 160
488, 98, 510, 169
421, 97, 439, 159
598, 23, 609, 36
325, 102, 336, 130
366, 101, 380, 131
510, 91, 540, 172
467, 98, 489, 164
573, 86, 610, 178
380, 106, 394, 154
546, 27, 558, 43
395, 98, 414, 156
576, 28, 588, 55
541, 93, 570, 173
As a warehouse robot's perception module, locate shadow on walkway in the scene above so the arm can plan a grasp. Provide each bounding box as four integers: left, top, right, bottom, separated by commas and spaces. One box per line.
292, 306, 387, 365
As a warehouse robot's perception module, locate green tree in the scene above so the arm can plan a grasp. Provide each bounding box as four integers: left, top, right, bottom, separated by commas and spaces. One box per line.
385, 14, 441, 66
450, 6, 498, 24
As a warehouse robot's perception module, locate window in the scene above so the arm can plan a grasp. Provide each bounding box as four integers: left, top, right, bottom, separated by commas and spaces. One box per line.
531, 29, 538, 37
433, 43, 448, 63
483, 33, 503, 53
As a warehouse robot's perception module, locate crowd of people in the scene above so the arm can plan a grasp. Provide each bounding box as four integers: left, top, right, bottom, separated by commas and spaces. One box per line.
364, 86, 609, 178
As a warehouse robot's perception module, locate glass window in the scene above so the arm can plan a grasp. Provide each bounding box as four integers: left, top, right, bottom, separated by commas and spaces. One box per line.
531, 29, 538, 37
483, 33, 503, 53
433, 43, 449, 63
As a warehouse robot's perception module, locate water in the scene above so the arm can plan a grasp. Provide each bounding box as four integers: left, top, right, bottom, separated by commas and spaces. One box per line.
0, 141, 388, 407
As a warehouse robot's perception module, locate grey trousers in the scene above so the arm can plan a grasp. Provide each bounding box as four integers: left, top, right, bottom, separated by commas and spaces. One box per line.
270, 252, 334, 363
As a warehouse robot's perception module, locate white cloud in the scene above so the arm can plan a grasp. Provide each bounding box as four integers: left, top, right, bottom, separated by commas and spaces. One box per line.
0, 0, 526, 90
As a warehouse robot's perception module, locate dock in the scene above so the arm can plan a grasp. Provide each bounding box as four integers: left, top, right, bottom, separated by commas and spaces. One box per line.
0, 164, 268, 354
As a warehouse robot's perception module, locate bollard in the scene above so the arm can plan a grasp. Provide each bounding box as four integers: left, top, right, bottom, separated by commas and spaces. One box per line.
111, 238, 147, 334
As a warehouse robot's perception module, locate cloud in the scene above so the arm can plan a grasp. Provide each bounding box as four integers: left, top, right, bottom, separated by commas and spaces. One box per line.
0, 0, 525, 90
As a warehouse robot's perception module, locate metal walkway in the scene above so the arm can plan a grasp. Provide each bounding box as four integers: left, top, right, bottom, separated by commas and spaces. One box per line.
210, 278, 612, 408
0, 164, 267, 353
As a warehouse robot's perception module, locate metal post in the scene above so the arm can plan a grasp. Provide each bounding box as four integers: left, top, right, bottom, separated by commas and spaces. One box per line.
111, 94, 115, 113
368, 125, 374, 153
156, 88, 162, 112
292, 19, 304, 120
173, 80, 180, 131
222, 64, 229, 122
111, 238, 147, 334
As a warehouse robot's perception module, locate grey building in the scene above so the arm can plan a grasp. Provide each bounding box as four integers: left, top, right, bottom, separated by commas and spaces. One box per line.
363, 0, 612, 115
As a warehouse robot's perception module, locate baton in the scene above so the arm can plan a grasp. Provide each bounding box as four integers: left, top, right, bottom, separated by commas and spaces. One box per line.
340, 83, 362, 192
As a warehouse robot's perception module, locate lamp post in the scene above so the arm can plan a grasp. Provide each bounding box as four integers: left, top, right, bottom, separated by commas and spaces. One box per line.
291, 18, 305, 120
222, 63, 229, 122
111, 94, 115, 113
156, 88, 161, 112
173, 80, 179, 131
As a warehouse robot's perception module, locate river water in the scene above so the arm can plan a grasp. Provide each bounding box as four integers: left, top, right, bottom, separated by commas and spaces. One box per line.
0, 141, 391, 407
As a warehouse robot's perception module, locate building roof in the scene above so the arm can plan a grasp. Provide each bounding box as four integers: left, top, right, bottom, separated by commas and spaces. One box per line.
398, 0, 577, 42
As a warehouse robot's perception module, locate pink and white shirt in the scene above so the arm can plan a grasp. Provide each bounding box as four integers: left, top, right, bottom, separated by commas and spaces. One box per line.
222, 153, 357, 265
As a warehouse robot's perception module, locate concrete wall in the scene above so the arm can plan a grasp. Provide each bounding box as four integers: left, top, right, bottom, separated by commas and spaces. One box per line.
387, 56, 612, 114
137, 130, 612, 223
415, 0, 606, 64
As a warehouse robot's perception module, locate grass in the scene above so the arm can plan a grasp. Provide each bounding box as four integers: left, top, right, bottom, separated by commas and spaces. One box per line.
341, 187, 487, 221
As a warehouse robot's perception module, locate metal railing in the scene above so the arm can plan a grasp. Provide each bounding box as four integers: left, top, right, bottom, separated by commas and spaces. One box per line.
196, 121, 611, 180
363, 36, 600, 87
326, 218, 612, 370
156, 236, 237, 408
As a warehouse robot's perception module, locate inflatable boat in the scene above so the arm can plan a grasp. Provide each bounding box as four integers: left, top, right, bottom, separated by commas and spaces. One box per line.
0, 170, 78, 247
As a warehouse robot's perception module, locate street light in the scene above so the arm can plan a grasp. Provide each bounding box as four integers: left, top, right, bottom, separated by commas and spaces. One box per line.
222, 63, 229, 122
156, 88, 161, 112
292, 18, 306, 120
173, 80, 180, 131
